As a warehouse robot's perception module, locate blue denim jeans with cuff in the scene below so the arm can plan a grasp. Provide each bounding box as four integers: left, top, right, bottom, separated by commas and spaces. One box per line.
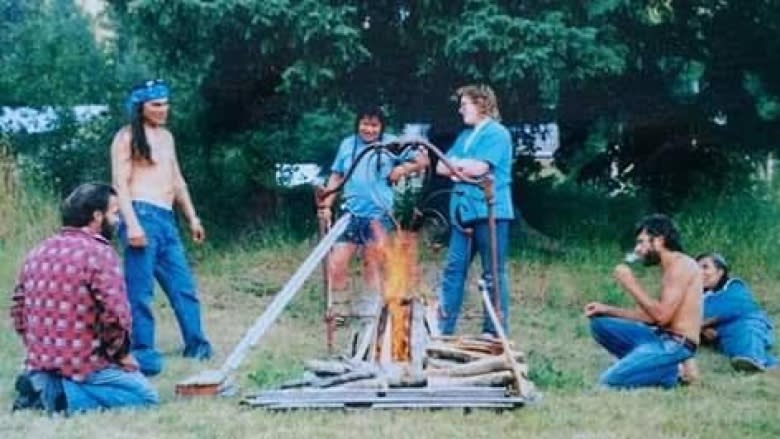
120, 201, 212, 376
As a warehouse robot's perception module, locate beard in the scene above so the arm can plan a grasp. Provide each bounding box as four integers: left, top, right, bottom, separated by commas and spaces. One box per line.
100, 217, 116, 241
642, 249, 661, 266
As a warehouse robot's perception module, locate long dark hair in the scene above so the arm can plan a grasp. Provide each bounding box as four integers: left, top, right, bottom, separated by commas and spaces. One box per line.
130, 104, 153, 163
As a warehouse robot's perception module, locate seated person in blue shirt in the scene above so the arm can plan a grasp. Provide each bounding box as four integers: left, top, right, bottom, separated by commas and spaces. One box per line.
697, 253, 777, 372
318, 106, 428, 333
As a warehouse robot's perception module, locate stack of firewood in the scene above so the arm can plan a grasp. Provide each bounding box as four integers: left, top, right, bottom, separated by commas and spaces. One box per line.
423, 335, 531, 391
276, 334, 534, 397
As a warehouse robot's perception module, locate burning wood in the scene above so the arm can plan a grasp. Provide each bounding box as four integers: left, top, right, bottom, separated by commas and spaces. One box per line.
376, 230, 419, 363
249, 228, 537, 404
242, 221, 536, 409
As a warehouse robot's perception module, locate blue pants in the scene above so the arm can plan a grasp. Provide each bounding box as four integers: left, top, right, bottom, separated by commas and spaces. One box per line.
716, 314, 777, 369
120, 201, 212, 376
590, 317, 695, 388
28, 367, 158, 415
438, 220, 510, 336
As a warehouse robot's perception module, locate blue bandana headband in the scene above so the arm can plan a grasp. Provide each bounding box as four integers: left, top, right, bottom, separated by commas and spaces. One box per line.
125, 79, 170, 117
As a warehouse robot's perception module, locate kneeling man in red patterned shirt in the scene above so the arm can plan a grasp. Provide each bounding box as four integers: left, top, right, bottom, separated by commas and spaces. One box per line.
10, 183, 158, 414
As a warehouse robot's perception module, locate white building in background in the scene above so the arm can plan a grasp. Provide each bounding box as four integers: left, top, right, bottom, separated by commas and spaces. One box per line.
510, 123, 560, 159
275, 163, 323, 188
0, 106, 108, 134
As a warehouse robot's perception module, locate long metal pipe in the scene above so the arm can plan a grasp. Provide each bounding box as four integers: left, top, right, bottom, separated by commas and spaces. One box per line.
220, 213, 352, 375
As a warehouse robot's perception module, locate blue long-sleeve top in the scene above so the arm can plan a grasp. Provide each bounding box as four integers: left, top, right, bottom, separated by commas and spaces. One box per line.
703, 278, 771, 328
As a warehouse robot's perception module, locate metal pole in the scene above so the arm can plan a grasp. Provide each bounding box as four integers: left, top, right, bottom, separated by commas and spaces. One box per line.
480, 177, 502, 327
219, 213, 352, 375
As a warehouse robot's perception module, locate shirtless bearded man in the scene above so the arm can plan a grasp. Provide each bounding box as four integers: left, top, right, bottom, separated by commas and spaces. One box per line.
584, 214, 702, 388
110, 79, 212, 376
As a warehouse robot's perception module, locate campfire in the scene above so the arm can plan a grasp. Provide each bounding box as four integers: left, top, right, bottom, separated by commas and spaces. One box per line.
242, 229, 537, 410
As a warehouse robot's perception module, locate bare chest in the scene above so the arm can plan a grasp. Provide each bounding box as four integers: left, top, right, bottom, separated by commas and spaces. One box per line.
134, 132, 176, 171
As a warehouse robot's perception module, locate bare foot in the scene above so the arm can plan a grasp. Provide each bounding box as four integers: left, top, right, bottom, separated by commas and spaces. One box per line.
679, 359, 700, 385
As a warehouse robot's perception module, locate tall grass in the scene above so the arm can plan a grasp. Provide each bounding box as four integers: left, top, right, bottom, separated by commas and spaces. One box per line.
0, 150, 59, 289
0, 146, 60, 395
677, 191, 780, 279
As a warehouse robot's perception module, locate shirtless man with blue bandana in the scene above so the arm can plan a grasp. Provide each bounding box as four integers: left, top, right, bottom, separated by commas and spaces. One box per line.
110, 79, 212, 376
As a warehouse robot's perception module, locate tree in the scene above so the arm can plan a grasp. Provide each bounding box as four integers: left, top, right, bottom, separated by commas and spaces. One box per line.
0, 0, 113, 106
1, 0, 122, 193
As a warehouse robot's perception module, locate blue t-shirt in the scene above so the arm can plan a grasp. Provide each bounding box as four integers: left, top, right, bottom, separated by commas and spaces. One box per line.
446, 119, 515, 223
330, 133, 402, 219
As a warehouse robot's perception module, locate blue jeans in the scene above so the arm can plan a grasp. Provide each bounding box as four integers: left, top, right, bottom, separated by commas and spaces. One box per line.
590, 317, 695, 388
120, 201, 212, 376
716, 313, 777, 369
28, 367, 158, 415
438, 220, 510, 336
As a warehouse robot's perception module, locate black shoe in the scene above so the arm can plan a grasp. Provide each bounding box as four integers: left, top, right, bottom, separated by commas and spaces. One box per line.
11, 374, 43, 412
731, 356, 765, 373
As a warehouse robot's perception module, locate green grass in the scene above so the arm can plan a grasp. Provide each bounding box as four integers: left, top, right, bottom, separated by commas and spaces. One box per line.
2, 184, 780, 438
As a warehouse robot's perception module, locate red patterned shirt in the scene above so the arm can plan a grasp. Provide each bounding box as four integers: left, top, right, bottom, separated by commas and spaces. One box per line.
10, 227, 131, 381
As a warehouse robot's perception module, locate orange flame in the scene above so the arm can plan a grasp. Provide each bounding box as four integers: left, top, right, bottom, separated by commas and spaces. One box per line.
379, 230, 420, 362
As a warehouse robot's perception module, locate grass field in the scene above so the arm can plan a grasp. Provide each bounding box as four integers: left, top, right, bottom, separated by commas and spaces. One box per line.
1, 185, 779, 438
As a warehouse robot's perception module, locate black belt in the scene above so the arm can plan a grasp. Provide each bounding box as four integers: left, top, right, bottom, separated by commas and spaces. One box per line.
655, 329, 698, 353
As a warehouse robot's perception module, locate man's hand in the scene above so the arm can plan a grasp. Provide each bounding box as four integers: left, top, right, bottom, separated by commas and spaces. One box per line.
584, 301, 609, 317
702, 327, 718, 342
118, 354, 139, 372
388, 165, 408, 184
190, 219, 205, 244
613, 263, 637, 289
127, 225, 148, 248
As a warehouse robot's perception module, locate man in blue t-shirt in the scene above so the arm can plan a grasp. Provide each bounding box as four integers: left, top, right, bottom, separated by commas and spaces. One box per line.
318, 106, 428, 340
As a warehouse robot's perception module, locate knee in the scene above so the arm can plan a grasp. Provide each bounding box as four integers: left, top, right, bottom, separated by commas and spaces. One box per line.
589, 316, 618, 342
589, 316, 609, 334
